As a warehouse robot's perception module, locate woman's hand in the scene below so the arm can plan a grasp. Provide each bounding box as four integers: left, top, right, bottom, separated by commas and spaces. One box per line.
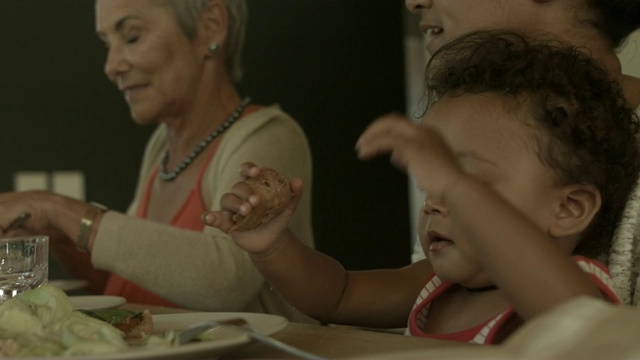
0, 190, 95, 247
0, 190, 59, 236
202, 162, 303, 254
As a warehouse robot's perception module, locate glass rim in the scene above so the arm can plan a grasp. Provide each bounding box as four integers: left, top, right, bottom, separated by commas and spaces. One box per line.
0, 235, 49, 243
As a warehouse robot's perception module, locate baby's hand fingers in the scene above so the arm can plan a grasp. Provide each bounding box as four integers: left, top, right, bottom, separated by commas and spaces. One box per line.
357, 128, 412, 161
201, 210, 235, 232
220, 190, 257, 217
356, 116, 416, 160
239, 162, 261, 180
232, 179, 261, 203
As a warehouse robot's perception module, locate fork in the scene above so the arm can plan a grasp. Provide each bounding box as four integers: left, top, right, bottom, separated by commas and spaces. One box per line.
178, 318, 329, 360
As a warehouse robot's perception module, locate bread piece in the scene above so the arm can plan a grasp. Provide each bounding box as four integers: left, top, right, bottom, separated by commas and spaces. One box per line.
230, 168, 293, 231
121, 310, 153, 339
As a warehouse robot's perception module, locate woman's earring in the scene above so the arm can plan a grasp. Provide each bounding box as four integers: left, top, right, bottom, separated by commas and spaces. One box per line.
208, 42, 219, 53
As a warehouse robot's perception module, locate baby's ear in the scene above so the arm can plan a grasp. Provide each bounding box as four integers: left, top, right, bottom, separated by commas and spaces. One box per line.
548, 184, 601, 238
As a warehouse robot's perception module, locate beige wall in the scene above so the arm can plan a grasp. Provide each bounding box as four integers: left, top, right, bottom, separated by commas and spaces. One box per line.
620, 30, 640, 77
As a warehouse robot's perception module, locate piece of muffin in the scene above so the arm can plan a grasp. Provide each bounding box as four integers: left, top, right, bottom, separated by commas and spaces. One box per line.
230, 168, 293, 231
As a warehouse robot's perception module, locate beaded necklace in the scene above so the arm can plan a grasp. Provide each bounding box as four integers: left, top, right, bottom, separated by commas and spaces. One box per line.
159, 97, 251, 181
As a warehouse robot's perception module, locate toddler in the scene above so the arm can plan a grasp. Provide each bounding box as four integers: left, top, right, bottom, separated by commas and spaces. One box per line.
203, 31, 640, 344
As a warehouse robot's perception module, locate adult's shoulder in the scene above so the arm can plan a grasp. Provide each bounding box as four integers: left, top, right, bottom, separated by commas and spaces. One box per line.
227, 104, 304, 136
221, 104, 309, 152
201, 104, 312, 208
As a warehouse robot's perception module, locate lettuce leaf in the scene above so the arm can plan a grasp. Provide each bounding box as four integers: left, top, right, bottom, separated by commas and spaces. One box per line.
0, 285, 128, 357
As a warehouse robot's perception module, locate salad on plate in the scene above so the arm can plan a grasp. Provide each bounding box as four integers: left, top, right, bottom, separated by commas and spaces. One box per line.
0, 285, 175, 357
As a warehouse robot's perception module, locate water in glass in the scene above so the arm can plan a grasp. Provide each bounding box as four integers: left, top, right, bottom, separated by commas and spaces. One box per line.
0, 235, 48, 303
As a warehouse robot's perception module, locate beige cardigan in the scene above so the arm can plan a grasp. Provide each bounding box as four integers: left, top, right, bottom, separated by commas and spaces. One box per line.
607, 106, 640, 306
91, 105, 317, 323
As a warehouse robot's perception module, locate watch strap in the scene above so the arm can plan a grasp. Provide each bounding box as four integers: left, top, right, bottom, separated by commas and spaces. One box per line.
77, 202, 108, 253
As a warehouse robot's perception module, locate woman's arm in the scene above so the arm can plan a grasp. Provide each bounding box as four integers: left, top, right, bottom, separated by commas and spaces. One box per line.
92, 106, 316, 311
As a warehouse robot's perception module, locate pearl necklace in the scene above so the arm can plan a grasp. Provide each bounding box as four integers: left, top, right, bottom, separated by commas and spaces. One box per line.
159, 97, 251, 182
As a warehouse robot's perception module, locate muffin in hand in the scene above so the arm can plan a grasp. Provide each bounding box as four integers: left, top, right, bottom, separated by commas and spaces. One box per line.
230, 168, 293, 231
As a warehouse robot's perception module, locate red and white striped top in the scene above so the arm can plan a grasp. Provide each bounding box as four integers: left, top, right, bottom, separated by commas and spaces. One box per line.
407, 256, 620, 344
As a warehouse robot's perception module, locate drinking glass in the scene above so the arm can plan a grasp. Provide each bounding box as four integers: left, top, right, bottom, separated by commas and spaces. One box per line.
0, 235, 48, 303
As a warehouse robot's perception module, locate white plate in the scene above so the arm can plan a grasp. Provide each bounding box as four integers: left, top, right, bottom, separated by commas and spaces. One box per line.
48, 279, 88, 292
144, 312, 288, 359
69, 295, 127, 311
61, 312, 288, 360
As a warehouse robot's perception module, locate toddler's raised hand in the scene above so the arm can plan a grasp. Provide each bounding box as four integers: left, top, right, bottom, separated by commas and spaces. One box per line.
202, 162, 302, 254
356, 114, 465, 202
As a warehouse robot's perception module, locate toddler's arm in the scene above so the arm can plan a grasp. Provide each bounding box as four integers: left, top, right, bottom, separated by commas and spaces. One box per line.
202, 163, 427, 327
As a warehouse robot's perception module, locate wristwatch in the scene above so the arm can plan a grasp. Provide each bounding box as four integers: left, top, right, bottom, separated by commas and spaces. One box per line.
76, 202, 109, 253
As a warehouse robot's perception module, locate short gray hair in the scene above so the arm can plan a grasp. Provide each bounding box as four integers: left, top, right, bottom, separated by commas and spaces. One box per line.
153, 0, 247, 82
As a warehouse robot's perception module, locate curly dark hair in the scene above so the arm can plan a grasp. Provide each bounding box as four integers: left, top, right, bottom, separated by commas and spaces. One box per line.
424, 31, 640, 258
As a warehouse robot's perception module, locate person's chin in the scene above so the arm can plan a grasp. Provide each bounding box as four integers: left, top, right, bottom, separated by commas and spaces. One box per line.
129, 108, 158, 125
433, 258, 485, 286
430, 250, 469, 280
432, 266, 467, 284
426, 34, 447, 56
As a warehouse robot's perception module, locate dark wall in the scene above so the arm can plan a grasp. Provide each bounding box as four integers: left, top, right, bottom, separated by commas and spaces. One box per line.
0, 1, 148, 207
0, 1, 410, 273
240, 1, 411, 270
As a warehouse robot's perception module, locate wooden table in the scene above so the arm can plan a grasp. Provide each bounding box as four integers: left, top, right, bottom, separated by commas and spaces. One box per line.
123, 304, 473, 359
222, 322, 473, 359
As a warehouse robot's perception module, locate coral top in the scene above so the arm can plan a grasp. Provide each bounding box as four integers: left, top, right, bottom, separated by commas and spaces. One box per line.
103, 140, 221, 307
104, 107, 260, 306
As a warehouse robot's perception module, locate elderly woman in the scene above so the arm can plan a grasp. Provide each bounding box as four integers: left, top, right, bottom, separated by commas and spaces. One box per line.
0, 0, 314, 322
